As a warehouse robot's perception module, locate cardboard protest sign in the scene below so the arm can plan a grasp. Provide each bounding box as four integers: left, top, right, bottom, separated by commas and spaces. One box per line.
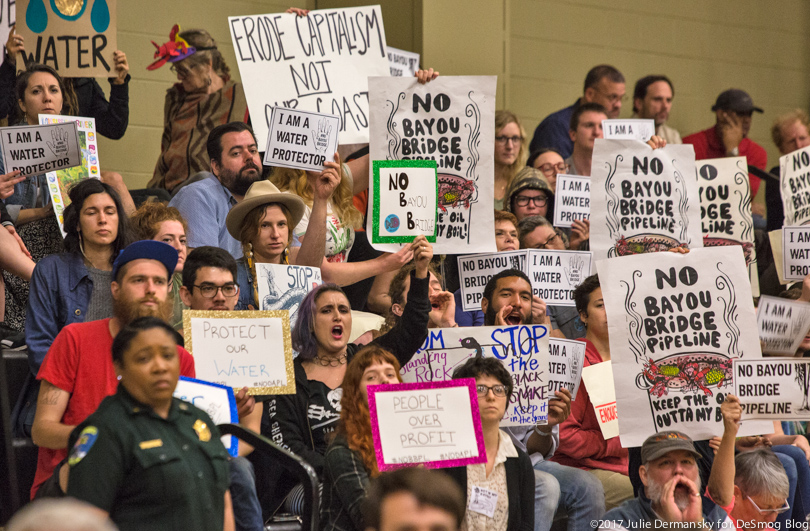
548, 338, 585, 399
458, 251, 527, 312
372, 159, 438, 243
554, 174, 590, 228
590, 139, 702, 263
780, 145, 810, 226
735, 359, 810, 420
581, 361, 618, 439
782, 227, 810, 282
756, 295, 810, 355
527, 249, 592, 307
0, 4, 14, 67
264, 107, 339, 172
368, 379, 486, 470
228, 6, 389, 148
400, 325, 550, 426
368, 75, 497, 254
0, 122, 80, 177
17, 0, 116, 77
254, 263, 321, 330
602, 119, 655, 142
597, 246, 769, 447
183, 310, 295, 395
174, 376, 239, 456
39, 114, 100, 233
387, 46, 419, 77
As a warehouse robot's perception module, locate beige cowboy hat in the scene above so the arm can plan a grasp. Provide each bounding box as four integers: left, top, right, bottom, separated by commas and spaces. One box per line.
226, 180, 306, 240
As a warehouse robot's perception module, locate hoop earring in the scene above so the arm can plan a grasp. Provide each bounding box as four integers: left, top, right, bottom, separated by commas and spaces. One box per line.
207, 76, 212, 87
78, 231, 88, 260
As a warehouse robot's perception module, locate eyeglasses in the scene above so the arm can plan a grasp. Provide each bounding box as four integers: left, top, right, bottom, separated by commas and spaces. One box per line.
595, 87, 627, 104
515, 194, 548, 207
476, 384, 508, 398
536, 232, 560, 249
745, 495, 790, 515
537, 162, 569, 176
495, 136, 523, 145
193, 283, 239, 298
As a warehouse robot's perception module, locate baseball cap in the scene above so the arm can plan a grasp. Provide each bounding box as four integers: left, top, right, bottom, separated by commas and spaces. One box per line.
711, 89, 763, 114
641, 431, 702, 463
112, 240, 179, 282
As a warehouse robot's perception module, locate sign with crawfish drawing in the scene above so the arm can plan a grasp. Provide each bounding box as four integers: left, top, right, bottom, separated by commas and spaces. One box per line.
596, 246, 768, 447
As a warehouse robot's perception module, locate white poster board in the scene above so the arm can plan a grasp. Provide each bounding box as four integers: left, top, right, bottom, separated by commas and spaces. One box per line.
756, 295, 810, 355
255, 263, 321, 326
228, 6, 389, 148
782, 227, 810, 282
174, 376, 239, 456
547, 338, 586, 399
526, 249, 592, 307
580, 361, 619, 439
457, 251, 527, 312
602, 119, 655, 142
387, 46, 419, 77
780, 145, 810, 226
0, 122, 80, 177
590, 139, 702, 263
368, 75, 497, 254
735, 359, 810, 420
264, 107, 339, 172
554, 174, 590, 228
371, 159, 438, 243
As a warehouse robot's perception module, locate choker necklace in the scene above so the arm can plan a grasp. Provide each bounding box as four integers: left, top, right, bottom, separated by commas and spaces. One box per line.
312, 354, 348, 367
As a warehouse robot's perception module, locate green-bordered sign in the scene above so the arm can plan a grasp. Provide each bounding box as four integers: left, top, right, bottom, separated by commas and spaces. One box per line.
372, 159, 438, 244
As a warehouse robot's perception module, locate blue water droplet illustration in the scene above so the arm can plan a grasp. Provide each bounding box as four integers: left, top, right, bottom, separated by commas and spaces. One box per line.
90, 0, 110, 33
26, 0, 48, 33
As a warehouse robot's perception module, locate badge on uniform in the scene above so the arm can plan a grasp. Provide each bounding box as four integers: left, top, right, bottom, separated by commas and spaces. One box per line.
193, 419, 211, 442
68, 426, 98, 466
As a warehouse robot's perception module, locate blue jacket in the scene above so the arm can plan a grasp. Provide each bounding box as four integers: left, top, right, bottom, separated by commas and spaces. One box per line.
528, 99, 579, 159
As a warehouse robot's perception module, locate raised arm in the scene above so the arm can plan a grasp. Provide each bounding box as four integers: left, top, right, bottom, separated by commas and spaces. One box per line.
707, 394, 741, 507
291, 153, 341, 268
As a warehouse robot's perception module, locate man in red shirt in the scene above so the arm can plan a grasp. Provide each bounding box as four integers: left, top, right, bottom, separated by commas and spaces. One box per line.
683, 89, 767, 197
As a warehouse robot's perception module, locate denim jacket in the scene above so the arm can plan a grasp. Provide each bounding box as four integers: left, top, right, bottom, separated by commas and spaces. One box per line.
0, 154, 51, 223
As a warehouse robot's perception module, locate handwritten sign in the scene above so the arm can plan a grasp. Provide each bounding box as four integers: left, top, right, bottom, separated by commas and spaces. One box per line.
554, 174, 590, 228
581, 361, 619, 439
255, 263, 321, 326
228, 6, 389, 148
527, 249, 592, 307
780, 145, 810, 226
597, 247, 769, 446
548, 338, 585, 399
756, 295, 810, 355
264, 107, 339, 172
372, 159, 438, 243
183, 310, 295, 395
458, 251, 527, 312
782, 227, 810, 282
368, 379, 486, 471
387, 46, 419, 77
17, 0, 116, 77
590, 139, 702, 262
0, 122, 80, 178
602, 119, 655, 142
400, 325, 550, 426
735, 359, 810, 420
174, 376, 239, 456
368, 75, 497, 254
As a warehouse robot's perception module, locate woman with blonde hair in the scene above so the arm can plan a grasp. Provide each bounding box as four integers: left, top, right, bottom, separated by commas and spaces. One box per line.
494, 110, 529, 210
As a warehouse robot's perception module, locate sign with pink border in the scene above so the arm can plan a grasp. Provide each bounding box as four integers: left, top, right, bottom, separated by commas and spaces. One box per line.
367, 378, 486, 471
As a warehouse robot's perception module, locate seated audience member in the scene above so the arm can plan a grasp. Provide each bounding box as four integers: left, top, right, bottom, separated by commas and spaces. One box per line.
443, 356, 535, 531
565, 103, 607, 177
321, 346, 403, 530
169, 122, 263, 258
683, 89, 767, 197
66, 317, 234, 531
552, 274, 634, 510
0, 203, 35, 324
381, 261, 456, 334
29, 241, 194, 498
494, 110, 529, 210
529, 65, 625, 158
5, 498, 118, 531
363, 467, 465, 531
632, 76, 681, 144
130, 201, 189, 329
527, 148, 568, 191
766, 110, 810, 231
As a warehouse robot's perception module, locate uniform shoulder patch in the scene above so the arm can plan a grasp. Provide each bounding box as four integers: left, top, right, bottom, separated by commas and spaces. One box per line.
68, 426, 99, 466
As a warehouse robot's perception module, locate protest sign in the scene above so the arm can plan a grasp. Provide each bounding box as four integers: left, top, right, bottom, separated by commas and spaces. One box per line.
183, 310, 295, 395
387, 46, 419, 77
371, 159, 438, 243
254, 263, 320, 329
0, 122, 80, 178
400, 325, 550, 426
756, 295, 810, 355
368, 379, 486, 471
602, 119, 655, 142
17, 0, 116, 77
771, 229, 788, 285
174, 376, 239, 456
548, 338, 585, 399
458, 250, 527, 312
0, 3, 14, 67
264, 107, 339, 172
228, 5, 389, 148
554, 174, 590, 228
780, 145, 810, 226
782, 227, 810, 282
590, 139, 702, 263
39, 114, 100, 233
581, 362, 618, 439
735, 359, 810, 420
527, 249, 592, 307
597, 246, 769, 447
368, 75, 497, 254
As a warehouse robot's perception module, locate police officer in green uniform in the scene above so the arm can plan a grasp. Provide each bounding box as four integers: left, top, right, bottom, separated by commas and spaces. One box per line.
66, 317, 234, 531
